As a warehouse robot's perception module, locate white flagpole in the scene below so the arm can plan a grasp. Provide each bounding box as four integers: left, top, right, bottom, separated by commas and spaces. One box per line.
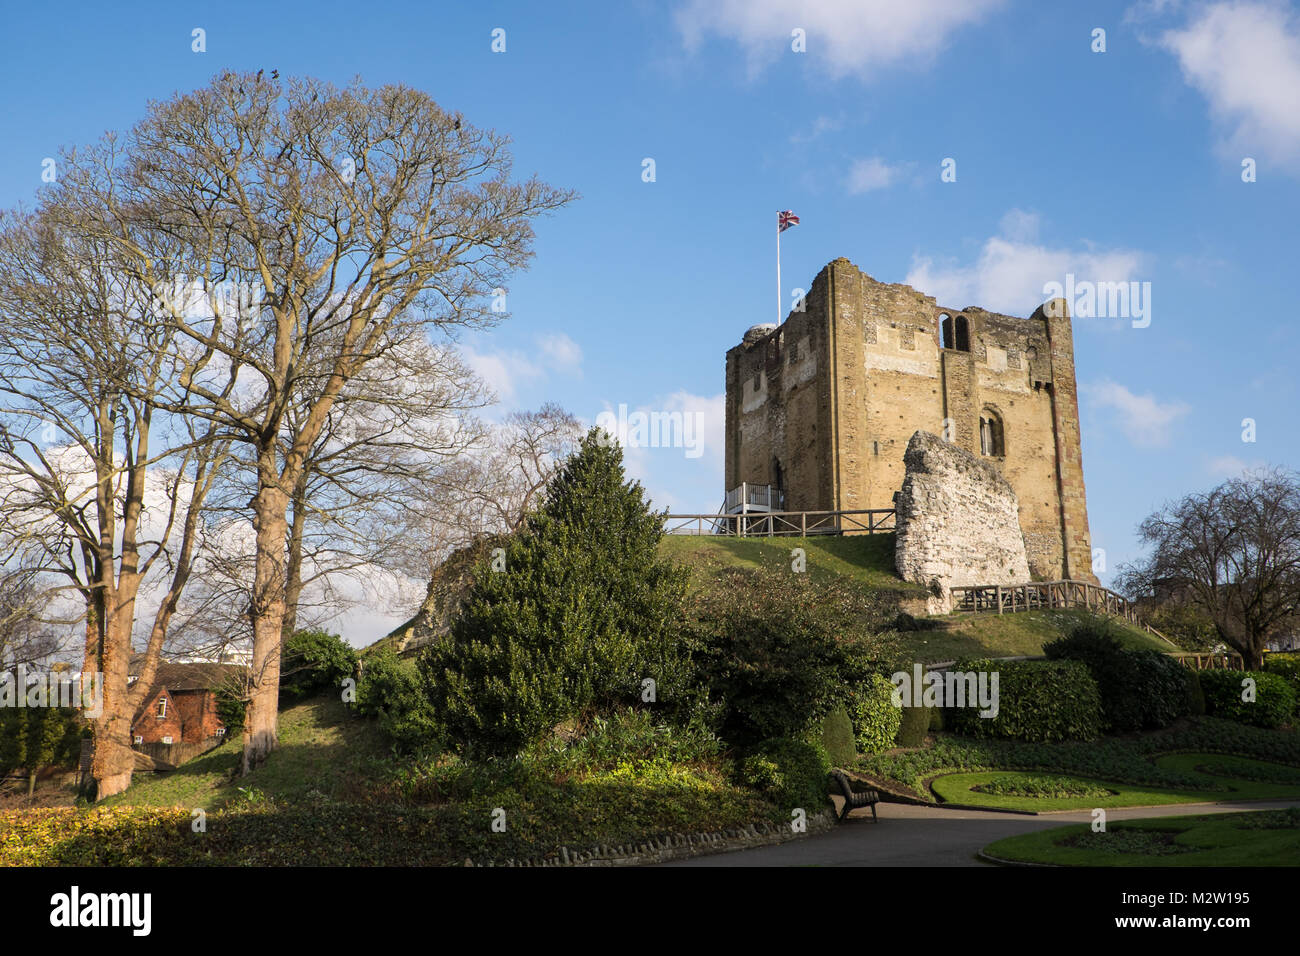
776, 213, 782, 324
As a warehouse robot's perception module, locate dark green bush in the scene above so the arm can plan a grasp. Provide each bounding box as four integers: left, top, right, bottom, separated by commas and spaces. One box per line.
738, 737, 832, 812
819, 706, 857, 767
213, 674, 247, 734
895, 702, 932, 748
945, 659, 1104, 743
422, 431, 693, 757
0, 703, 81, 793
1199, 670, 1296, 729
1186, 667, 1206, 716
279, 629, 357, 702
847, 673, 902, 755
1044, 622, 1194, 731
1264, 655, 1300, 714
684, 566, 890, 749
527, 708, 724, 773
356, 648, 443, 752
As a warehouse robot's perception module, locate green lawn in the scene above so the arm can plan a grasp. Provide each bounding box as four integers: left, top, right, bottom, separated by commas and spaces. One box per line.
913, 608, 1171, 661
98, 696, 396, 811
931, 753, 1300, 811
660, 532, 926, 596
983, 807, 1300, 866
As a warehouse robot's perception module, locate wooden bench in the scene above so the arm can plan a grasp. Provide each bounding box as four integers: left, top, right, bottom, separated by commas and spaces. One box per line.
830, 770, 880, 823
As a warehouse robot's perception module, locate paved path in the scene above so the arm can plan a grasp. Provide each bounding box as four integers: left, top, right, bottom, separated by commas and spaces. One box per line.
662, 798, 1300, 867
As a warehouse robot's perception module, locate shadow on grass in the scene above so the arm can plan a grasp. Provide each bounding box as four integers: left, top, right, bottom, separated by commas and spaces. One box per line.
4, 774, 786, 866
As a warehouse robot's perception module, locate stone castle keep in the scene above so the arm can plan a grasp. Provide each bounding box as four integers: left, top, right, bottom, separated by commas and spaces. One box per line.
723, 258, 1097, 584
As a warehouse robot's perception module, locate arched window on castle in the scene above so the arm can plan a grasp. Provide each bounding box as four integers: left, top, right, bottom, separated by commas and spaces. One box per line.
980, 409, 1004, 457
940, 314, 971, 352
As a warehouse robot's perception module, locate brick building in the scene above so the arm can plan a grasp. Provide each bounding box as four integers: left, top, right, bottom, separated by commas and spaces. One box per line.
128, 660, 245, 746
723, 258, 1097, 583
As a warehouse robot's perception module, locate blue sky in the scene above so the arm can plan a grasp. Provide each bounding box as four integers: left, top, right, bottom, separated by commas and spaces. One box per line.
2, 0, 1298, 615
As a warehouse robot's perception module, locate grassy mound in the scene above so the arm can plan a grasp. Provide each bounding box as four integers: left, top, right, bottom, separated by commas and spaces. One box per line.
3, 696, 795, 867
97, 696, 390, 810
919, 609, 1169, 660
660, 535, 1167, 661
660, 533, 923, 596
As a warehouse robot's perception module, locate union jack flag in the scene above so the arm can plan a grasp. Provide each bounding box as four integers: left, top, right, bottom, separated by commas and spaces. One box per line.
778, 210, 800, 233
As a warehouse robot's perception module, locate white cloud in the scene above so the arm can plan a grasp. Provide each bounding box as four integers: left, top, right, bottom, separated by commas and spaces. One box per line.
463, 332, 586, 404
847, 156, 903, 193
1081, 381, 1190, 448
675, 0, 1006, 80
790, 114, 845, 144
998, 208, 1040, 243
1158, 1, 1300, 170
904, 209, 1146, 316
1206, 454, 1269, 477
536, 332, 584, 372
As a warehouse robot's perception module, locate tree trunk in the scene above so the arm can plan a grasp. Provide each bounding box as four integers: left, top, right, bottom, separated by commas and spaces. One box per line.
242, 479, 290, 775
90, 611, 136, 800
282, 473, 309, 641
81, 599, 101, 679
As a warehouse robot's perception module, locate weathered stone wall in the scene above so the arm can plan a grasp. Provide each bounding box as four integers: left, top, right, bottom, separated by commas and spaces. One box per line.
724, 270, 835, 512
894, 430, 1031, 613
723, 258, 1098, 583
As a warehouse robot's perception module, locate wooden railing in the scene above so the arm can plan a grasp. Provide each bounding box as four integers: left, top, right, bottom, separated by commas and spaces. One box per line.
948, 580, 1192, 649
950, 579, 1141, 623
1169, 652, 1245, 671
663, 508, 896, 537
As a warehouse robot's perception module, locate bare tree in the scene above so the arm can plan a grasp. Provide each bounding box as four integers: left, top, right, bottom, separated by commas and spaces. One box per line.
393, 403, 583, 579
197, 331, 491, 644
0, 201, 234, 798
0, 566, 66, 670
83, 73, 573, 772
1116, 468, 1300, 668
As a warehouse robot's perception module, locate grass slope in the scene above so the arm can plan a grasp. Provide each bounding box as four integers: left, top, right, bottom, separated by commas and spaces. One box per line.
916, 609, 1171, 661
661, 533, 1168, 661
660, 532, 924, 596
4, 696, 787, 866
99, 696, 395, 811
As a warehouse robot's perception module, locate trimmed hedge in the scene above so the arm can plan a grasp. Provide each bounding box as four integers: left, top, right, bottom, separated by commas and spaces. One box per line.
847, 673, 902, 755
1044, 624, 1196, 731
945, 659, 1104, 743
819, 707, 857, 767
1199, 670, 1296, 729
738, 737, 832, 812
894, 703, 933, 748
1264, 655, 1300, 714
